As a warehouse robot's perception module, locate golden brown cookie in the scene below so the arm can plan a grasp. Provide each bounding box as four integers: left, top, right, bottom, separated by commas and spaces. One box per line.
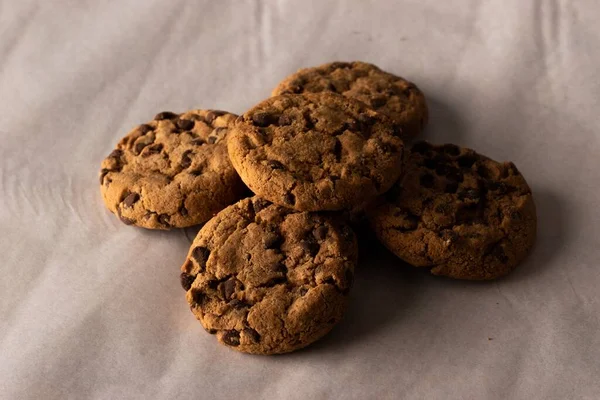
368, 141, 537, 280
99, 110, 246, 229
180, 197, 357, 355
228, 92, 405, 212
272, 61, 428, 139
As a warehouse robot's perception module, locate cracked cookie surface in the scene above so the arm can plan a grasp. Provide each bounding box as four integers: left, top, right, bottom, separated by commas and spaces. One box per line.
368, 142, 537, 280
99, 109, 246, 229
180, 196, 358, 354
228, 92, 405, 211
272, 61, 428, 140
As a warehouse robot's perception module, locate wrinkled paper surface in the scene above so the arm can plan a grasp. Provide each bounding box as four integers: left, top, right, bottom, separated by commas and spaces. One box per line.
1, 1, 599, 399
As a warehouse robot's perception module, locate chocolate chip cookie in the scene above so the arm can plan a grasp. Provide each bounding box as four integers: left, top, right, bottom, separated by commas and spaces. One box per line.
180, 196, 357, 355
272, 61, 428, 140
228, 92, 405, 212
368, 142, 537, 280
100, 109, 246, 229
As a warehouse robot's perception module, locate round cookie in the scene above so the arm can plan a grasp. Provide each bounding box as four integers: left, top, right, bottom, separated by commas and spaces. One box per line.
180, 196, 357, 355
272, 61, 428, 140
228, 92, 405, 212
368, 141, 537, 280
99, 109, 246, 229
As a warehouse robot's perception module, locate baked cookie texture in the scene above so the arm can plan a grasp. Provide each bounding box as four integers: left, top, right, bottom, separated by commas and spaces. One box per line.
100, 110, 246, 229
368, 141, 537, 280
180, 197, 358, 355
272, 61, 428, 140
228, 92, 405, 212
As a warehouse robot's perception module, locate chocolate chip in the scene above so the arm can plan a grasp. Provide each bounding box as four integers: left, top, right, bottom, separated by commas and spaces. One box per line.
205, 328, 217, 335
252, 112, 277, 127
442, 144, 461, 156
333, 139, 342, 161
122, 192, 140, 208
420, 173, 435, 188
278, 114, 292, 126
477, 165, 493, 179
154, 111, 178, 121
207, 280, 219, 290
385, 184, 403, 202
192, 246, 210, 271
313, 225, 328, 241
176, 118, 195, 131
181, 150, 193, 169
511, 211, 522, 220
134, 141, 150, 155
267, 160, 284, 170
173, 204, 185, 218
189, 166, 204, 176
191, 289, 204, 304
445, 181, 459, 193
435, 203, 452, 215
119, 214, 134, 225
180, 272, 195, 291
109, 149, 123, 159
284, 192, 296, 206
158, 214, 170, 227
458, 155, 477, 169
412, 141, 431, 154
99, 169, 109, 184
330, 62, 351, 70
370, 96, 387, 108
344, 120, 360, 132
263, 232, 283, 249
138, 124, 153, 134
358, 113, 376, 126
221, 278, 237, 300
229, 299, 249, 309
492, 245, 509, 263
243, 328, 261, 343
300, 238, 320, 257
252, 198, 270, 213
221, 330, 240, 346
190, 138, 204, 146
207, 127, 228, 144
205, 110, 227, 124
142, 143, 163, 157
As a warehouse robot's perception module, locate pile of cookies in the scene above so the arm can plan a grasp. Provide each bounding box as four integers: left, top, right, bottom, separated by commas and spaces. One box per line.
99, 61, 537, 355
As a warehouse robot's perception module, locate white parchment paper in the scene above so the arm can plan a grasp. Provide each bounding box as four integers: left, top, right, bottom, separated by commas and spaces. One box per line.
1, 1, 599, 399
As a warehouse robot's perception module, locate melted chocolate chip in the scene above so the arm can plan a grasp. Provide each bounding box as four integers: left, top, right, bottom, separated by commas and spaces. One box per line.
176, 118, 195, 131
313, 225, 328, 241
154, 111, 178, 121
300, 238, 320, 257
221, 278, 237, 300
221, 330, 240, 346
181, 150, 193, 169
142, 143, 163, 157
243, 328, 261, 343
252, 112, 278, 127
284, 192, 296, 206
263, 232, 283, 249
192, 247, 210, 271
205, 110, 227, 124
180, 272, 195, 291
191, 289, 204, 304
122, 192, 140, 208
458, 155, 477, 169
158, 214, 170, 227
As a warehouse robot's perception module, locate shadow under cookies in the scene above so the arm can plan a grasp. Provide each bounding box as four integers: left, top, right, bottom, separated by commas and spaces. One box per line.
420, 93, 467, 146
505, 187, 572, 281
305, 231, 426, 353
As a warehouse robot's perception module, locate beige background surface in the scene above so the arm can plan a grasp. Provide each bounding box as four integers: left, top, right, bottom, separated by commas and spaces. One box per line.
1, 1, 599, 399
